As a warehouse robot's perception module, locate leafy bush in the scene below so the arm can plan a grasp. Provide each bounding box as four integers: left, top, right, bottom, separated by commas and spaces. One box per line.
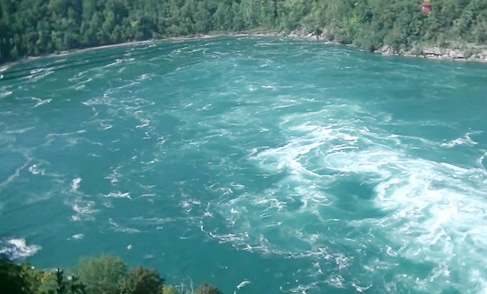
77, 255, 127, 294
0, 258, 86, 294
195, 283, 223, 294
0, 258, 26, 294
163, 285, 181, 294
121, 267, 164, 294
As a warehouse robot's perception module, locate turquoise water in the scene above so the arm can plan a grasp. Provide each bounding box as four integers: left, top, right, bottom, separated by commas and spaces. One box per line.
1, 37, 487, 293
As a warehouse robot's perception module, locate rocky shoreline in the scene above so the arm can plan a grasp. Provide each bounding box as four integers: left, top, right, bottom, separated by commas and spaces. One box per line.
287, 28, 487, 63
376, 44, 487, 63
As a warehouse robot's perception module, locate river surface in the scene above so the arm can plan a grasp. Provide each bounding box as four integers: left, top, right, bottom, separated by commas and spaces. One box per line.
1, 38, 487, 294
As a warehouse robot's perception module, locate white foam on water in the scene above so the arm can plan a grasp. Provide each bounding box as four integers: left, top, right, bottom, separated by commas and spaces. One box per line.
28, 164, 45, 175
137, 73, 153, 81
441, 132, 480, 148
69, 77, 93, 90
236, 280, 251, 290
99, 122, 113, 130
0, 238, 41, 260
104, 59, 123, 68
207, 101, 487, 293
27, 68, 53, 82
108, 218, 140, 234
352, 283, 373, 292
0, 159, 31, 192
0, 91, 13, 98
4, 126, 36, 135
136, 118, 150, 128
71, 177, 81, 192
105, 165, 123, 184
67, 234, 84, 241
261, 85, 277, 91
46, 129, 87, 138
140, 193, 156, 198
71, 200, 97, 221
104, 191, 131, 199
0, 64, 10, 73
326, 275, 345, 288
247, 85, 258, 92
31, 97, 52, 108
180, 195, 201, 212
287, 282, 318, 294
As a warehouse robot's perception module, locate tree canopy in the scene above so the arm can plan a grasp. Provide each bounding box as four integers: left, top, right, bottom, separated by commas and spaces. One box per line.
1, 0, 486, 63
0, 256, 222, 294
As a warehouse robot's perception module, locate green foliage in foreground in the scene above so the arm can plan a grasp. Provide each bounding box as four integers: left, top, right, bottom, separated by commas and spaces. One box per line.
0, 256, 222, 294
1, 0, 487, 64
0, 259, 86, 294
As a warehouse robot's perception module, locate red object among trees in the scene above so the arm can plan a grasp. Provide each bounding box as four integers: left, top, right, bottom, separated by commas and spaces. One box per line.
422, 3, 432, 14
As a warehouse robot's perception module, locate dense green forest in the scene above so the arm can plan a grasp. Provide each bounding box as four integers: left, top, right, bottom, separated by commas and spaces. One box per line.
0, 255, 222, 294
1, 0, 487, 63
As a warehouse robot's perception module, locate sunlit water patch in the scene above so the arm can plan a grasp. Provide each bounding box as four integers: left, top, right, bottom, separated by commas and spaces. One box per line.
1, 38, 487, 293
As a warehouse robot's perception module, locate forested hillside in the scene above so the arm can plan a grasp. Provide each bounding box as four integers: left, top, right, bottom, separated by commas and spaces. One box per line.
1, 0, 487, 63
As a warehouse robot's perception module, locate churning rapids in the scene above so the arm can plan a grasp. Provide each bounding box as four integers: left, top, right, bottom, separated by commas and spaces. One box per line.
1, 38, 487, 294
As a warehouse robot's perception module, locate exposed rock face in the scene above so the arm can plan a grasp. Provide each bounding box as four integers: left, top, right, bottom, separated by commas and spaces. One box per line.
288, 28, 339, 45
289, 27, 487, 63
376, 45, 487, 63
423, 47, 447, 56
378, 45, 394, 56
